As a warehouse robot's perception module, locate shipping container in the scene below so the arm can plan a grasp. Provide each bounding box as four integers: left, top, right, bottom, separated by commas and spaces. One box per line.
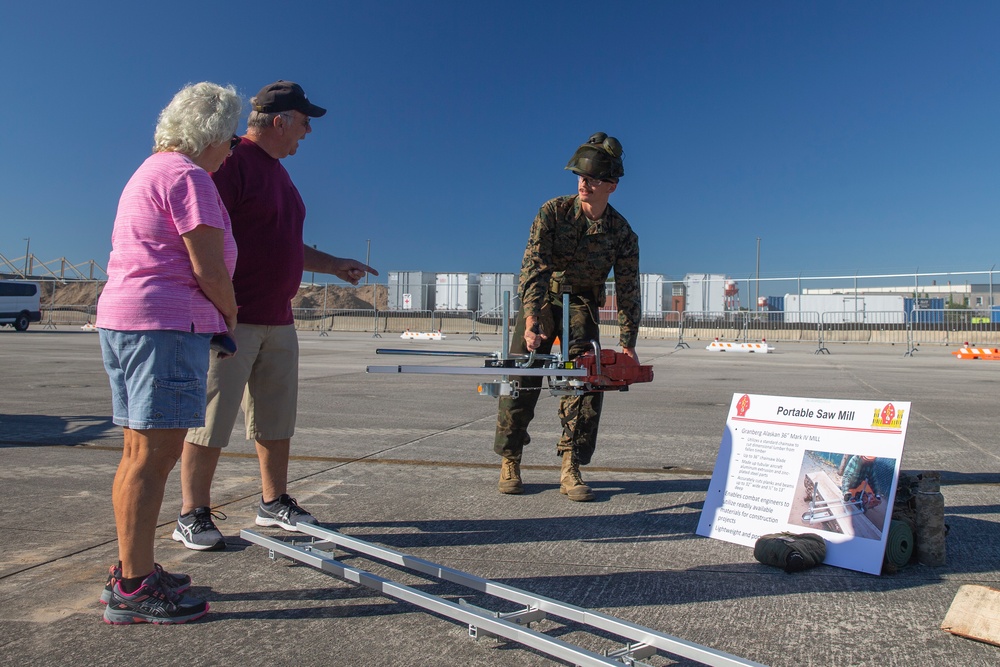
904, 297, 945, 323
387, 271, 434, 310
683, 273, 728, 316
784, 294, 905, 323
435, 273, 480, 311
640, 273, 665, 316
479, 272, 518, 315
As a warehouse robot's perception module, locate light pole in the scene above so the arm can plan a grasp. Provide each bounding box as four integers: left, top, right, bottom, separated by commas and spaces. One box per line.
990, 264, 995, 309
365, 239, 371, 286
755, 237, 760, 312
23, 237, 30, 277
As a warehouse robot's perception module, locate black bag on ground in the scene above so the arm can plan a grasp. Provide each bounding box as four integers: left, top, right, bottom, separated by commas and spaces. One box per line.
753, 532, 827, 573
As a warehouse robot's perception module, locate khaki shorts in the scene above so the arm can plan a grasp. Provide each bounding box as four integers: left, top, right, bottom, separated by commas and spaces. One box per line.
186, 323, 298, 447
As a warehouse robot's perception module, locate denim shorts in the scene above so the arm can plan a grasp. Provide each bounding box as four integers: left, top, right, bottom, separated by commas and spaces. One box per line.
99, 329, 212, 430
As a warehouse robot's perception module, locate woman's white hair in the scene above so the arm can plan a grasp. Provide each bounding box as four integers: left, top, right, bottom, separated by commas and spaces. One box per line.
153, 82, 243, 156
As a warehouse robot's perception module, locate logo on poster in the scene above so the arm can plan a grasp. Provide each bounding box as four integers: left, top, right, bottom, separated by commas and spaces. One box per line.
871, 402, 904, 428
736, 394, 751, 416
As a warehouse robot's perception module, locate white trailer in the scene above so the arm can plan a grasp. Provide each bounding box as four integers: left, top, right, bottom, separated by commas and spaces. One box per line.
388, 271, 434, 310
640, 273, 666, 316
435, 273, 480, 311
784, 293, 906, 323
684, 273, 728, 315
479, 273, 518, 315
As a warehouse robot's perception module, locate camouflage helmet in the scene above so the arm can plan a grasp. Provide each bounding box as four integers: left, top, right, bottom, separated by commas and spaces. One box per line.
565, 132, 624, 181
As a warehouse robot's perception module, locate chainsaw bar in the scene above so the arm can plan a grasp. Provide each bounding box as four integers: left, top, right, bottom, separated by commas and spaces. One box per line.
365, 293, 653, 398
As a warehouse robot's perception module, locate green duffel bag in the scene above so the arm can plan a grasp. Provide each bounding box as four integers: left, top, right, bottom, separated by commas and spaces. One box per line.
753, 532, 827, 573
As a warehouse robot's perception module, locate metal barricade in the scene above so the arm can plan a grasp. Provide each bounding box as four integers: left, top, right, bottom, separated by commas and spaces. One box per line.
40, 305, 96, 328
376, 309, 435, 335
431, 309, 476, 335
906, 307, 1000, 352
679, 311, 748, 343
472, 318, 508, 337
635, 310, 683, 343
474, 306, 514, 339
327, 308, 381, 334
743, 309, 817, 346
292, 307, 328, 332
820, 310, 908, 347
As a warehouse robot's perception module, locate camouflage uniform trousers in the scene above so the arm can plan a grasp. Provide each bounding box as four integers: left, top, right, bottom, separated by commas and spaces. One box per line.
493, 293, 604, 465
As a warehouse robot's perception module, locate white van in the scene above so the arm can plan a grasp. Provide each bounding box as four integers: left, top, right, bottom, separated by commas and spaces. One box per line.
0, 281, 42, 331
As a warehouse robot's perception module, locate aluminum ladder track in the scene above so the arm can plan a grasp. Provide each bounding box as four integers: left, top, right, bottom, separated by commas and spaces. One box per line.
241, 523, 765, 667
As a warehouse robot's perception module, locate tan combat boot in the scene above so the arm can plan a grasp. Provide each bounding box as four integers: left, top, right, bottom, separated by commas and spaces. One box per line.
498, 457, 523, 494
560, 450, 595, 502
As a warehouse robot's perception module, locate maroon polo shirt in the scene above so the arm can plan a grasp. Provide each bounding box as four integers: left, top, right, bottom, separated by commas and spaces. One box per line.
211, 138, 305, 326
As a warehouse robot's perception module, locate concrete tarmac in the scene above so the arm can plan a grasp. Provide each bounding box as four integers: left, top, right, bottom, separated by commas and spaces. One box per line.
1, 329, 999, 666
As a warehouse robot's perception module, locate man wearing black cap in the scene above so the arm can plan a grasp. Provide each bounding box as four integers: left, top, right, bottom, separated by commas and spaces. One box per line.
493, 132, 640, 502
172, 81, 378, 550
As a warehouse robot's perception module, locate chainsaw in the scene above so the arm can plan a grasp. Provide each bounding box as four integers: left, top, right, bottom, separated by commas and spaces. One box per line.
366, 292, 653, 398
801, 480, 881, 524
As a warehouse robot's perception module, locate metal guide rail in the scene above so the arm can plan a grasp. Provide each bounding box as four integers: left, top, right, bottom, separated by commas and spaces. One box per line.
801, 474, 881, 525
366, 292, 653, 398
241, 523, 764, 667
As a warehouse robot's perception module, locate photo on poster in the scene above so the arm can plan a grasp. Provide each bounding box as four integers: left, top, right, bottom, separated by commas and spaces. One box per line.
788, 451, 897, 541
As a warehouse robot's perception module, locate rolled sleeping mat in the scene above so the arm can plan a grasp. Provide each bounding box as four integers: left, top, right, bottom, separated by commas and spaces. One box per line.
884, 519, 914, 569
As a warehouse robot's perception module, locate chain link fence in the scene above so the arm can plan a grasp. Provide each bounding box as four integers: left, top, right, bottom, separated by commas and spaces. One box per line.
19, 276, 1000, 354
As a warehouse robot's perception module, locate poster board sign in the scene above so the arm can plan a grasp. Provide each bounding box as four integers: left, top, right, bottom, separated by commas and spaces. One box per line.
696, 393, 909, 575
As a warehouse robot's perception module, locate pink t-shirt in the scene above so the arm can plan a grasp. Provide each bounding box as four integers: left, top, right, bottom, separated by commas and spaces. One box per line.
97, 151, 237, 333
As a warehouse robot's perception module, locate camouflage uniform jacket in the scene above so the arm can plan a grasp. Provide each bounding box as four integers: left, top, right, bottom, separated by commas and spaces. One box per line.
518, 195, 641, 349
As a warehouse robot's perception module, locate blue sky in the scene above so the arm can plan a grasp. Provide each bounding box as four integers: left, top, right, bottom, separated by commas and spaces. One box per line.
2, 1, 999, 285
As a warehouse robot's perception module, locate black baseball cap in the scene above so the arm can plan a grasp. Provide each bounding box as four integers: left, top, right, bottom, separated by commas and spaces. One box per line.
251, 80, 326, 117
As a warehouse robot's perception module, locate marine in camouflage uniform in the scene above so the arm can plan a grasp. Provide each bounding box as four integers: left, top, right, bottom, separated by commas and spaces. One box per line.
493, 133, 640, 502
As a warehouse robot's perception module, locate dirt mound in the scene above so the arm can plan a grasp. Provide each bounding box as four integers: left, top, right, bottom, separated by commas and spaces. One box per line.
292, 284, 386, 310
40, 280, 102, 305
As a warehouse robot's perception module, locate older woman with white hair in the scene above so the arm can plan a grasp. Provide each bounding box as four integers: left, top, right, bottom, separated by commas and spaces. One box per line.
96, 81, 241, 624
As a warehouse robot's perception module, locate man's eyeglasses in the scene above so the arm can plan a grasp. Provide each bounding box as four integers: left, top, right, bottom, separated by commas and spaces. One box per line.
578, 174, 606, 189
229, 135, 240, 150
